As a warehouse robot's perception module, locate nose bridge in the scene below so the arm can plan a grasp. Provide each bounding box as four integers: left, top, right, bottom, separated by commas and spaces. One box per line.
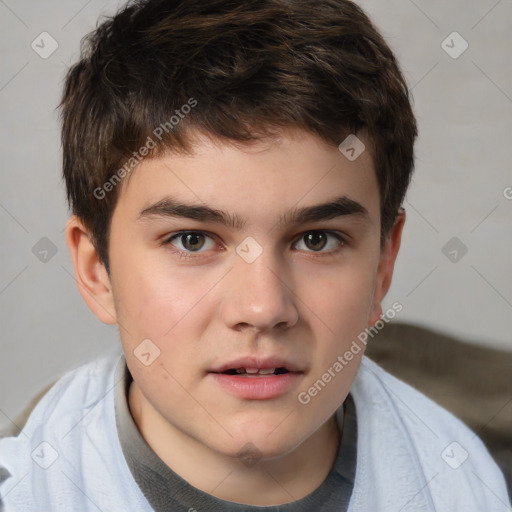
220, 241, 299, 331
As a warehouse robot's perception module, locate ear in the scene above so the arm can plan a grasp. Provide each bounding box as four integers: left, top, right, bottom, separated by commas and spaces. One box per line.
368, 209, 405, 325
65, 215, 117, 325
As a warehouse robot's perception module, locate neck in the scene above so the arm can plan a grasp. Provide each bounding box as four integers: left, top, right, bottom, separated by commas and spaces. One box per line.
128, 382, 341, 506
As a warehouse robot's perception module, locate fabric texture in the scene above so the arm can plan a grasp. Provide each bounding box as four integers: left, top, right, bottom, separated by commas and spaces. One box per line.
0, 349, 510, 511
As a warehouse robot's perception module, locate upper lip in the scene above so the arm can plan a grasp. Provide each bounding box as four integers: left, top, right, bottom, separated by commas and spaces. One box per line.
209, 356, 303, 373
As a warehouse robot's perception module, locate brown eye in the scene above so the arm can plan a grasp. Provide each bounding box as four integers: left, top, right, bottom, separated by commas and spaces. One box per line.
304, 232, 327, 251
182, 233, 204, 251
165, 231, 215, 253
294, 231, 345, 253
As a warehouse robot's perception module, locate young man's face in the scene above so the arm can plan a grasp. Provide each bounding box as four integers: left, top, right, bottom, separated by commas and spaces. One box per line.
69, 128, 402, 463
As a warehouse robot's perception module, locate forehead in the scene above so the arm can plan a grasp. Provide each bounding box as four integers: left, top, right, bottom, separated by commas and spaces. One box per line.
114, 128, 379, 225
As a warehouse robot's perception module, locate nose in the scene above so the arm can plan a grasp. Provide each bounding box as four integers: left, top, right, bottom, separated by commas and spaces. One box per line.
219, 249, 299, 334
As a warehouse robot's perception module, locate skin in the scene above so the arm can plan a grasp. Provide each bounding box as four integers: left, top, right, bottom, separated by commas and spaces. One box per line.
66, 128, 404, 505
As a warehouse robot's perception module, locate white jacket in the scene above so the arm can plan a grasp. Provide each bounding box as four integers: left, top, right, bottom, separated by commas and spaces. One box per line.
0, 350, 510, 511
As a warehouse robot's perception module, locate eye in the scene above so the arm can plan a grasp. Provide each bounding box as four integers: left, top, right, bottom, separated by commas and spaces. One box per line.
164, 231, 216, 253
294, 231, 345, 253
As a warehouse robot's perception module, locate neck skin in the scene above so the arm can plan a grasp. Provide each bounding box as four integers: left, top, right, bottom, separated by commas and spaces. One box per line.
128, 381, 341, 506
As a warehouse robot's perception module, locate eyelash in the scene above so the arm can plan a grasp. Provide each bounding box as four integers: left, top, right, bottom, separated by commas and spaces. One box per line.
161, 230, 347, 259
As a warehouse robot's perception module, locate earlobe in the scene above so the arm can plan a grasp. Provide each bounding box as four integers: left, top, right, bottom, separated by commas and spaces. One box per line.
65, 215, 117, 325
368, 209, 405, 326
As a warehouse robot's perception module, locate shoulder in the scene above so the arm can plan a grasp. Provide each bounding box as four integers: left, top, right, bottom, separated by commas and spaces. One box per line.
21, 348, 123, 438
348, 356, 511, 511
353, 356, 471, 435
0, 349, 130, 509
0, 349, 123, 448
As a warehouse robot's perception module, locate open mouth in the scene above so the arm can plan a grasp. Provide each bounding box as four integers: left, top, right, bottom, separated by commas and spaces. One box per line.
219, 367, 291, 376
209, 363, 302, 399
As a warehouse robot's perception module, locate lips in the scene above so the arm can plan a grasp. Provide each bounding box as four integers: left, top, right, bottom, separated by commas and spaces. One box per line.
221, 367, 290, 376
208, 356, 304, 400
209, 356, 302, 375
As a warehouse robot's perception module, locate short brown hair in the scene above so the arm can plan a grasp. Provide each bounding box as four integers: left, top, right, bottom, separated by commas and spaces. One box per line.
60, 0, 418, 271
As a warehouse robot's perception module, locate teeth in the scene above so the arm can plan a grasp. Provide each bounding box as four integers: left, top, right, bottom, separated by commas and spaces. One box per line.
234, 368, 276, 375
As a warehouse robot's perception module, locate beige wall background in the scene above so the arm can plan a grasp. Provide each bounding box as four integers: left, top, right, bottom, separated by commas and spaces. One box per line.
0, 0, 511, 434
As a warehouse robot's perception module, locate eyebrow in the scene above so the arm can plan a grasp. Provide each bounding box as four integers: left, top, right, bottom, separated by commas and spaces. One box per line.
137, 195, 369, 229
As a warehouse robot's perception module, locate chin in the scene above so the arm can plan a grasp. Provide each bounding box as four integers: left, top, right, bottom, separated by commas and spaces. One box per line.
217, 427, 305, 464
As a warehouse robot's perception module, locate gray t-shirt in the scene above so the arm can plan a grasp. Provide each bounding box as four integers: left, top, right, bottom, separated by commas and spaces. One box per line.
114, 357, 357, 511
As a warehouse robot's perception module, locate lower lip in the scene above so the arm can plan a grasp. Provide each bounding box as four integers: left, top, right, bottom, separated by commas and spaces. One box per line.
209, 372, 302, 400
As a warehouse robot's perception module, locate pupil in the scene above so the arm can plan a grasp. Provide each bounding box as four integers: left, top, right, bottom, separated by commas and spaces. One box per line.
183, 233, 204, 251
305, 232, 327, 251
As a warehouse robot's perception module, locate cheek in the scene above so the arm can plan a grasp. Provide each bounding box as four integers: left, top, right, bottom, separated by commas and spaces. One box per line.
112, 262, 210, 401
110, 251, 201, 341
306, 256, 379, 339
296, 252, 379, 408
